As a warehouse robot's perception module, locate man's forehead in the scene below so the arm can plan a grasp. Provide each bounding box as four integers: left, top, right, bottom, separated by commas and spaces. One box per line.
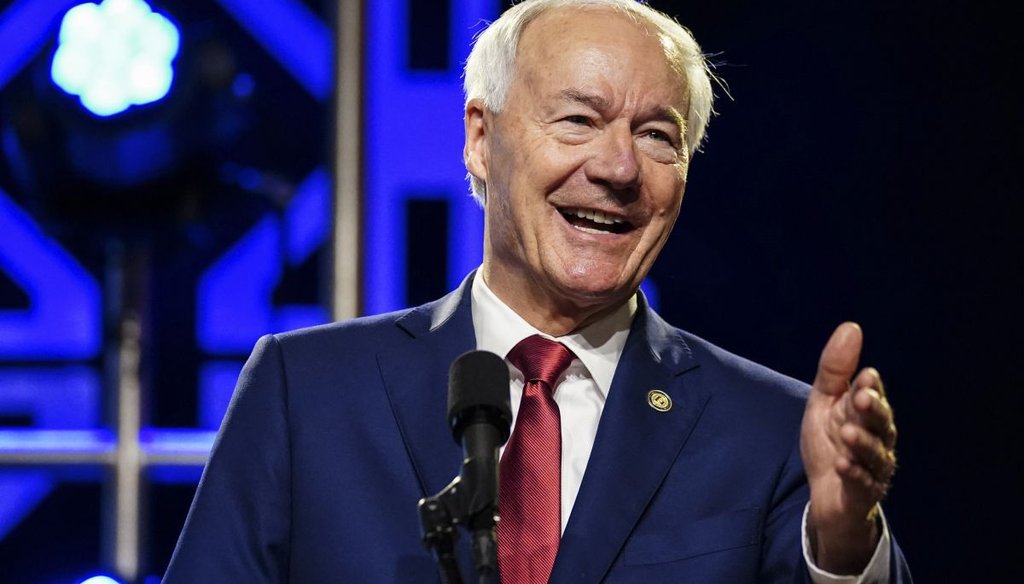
518, 6, 656, 52
514, 7, 678, 83
510, 9, 687, 111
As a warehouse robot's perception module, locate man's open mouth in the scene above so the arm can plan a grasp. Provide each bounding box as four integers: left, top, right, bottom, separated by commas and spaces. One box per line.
559, 207, 634, 234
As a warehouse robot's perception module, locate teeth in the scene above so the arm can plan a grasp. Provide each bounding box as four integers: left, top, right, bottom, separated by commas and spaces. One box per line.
567, 208, 624, 226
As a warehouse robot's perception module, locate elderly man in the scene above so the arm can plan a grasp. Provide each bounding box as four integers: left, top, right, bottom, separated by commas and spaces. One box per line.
164, 1, 910, 582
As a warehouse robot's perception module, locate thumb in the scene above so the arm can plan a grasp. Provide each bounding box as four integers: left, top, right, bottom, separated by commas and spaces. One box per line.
812, 322, 863, 397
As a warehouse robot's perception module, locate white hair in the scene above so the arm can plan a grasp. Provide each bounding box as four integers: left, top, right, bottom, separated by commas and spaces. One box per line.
463, 0, 716, 202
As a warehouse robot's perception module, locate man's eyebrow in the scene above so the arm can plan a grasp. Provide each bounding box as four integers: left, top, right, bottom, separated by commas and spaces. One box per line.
558, 89, 686, 133
558, 89, 611, 111
656, 106, 687, 136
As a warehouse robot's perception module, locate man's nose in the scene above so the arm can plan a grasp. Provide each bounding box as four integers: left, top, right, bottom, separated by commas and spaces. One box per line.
585, 123, 641, 191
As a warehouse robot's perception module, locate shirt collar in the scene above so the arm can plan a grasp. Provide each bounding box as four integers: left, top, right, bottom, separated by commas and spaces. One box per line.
471, 272, 637, 398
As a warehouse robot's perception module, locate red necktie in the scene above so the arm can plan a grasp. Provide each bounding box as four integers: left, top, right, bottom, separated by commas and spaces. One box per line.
499, 335, 576, 584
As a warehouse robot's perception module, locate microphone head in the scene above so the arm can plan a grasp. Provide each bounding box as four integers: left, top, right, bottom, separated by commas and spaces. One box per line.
447, 350, 512, 446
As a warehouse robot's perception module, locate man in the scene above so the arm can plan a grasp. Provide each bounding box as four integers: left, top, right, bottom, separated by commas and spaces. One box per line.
164, 1, 910, 582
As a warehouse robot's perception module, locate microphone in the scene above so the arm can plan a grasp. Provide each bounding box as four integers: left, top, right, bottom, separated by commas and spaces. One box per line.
448, 350, 512, 454
447, 350, 511, 582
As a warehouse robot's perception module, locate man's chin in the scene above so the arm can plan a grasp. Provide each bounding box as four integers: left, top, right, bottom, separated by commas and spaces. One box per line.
550, 276, 638, 313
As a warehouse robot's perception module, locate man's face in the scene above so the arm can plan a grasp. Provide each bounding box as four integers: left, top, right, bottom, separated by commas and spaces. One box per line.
466, 8, 689, 332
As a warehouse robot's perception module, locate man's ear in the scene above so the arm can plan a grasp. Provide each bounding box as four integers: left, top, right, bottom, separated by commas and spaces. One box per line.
464, 98, 489, 184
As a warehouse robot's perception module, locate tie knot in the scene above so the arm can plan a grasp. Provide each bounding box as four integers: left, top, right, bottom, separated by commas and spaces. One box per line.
506, 335, 576, 391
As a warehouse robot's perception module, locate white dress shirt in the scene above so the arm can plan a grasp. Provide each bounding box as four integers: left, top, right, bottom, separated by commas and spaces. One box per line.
470, 275, 890, 582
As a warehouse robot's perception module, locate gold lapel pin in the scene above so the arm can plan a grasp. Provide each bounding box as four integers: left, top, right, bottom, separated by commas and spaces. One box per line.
647, 389, 672, 412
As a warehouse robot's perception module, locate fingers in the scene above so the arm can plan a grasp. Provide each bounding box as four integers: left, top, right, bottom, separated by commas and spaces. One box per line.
850, 368, 897, 449
813, 322, 863, 397
853, 388, 898, 448
839, 422, 896, 475
853, 366, 885, 397
822, 366, 898, 508
834, 418, 897, 509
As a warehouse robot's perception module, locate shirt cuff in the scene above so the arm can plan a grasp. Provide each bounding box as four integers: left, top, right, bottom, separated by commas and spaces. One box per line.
801, 503, 891, 584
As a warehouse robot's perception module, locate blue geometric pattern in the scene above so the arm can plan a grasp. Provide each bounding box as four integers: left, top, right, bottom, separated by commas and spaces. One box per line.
363, 0, 497, 313
197, 166, 331, 355
0, 0, 334, 556
213, 0, 331, 100
0, 0, 105, 545
0, 190, 101, 358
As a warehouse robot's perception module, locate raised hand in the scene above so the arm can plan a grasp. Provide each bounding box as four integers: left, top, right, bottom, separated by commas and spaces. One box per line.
800, 322, 898, 574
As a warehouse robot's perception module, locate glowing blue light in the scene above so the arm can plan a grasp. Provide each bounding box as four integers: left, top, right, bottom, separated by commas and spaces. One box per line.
50, 0, 179, 116
78, 576, 122, 584
640, 279, 660, 311
0, 188, 101, 359
363, 0, 494, 313
214, 0, 331, 100
197, 167, 330, 354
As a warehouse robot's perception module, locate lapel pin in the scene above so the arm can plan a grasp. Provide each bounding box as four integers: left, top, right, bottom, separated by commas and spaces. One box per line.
647, 389, 672, 412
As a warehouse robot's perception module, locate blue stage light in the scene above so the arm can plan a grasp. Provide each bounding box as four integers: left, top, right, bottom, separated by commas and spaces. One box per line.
78, 575, 122, 584
50, 0, 179, 117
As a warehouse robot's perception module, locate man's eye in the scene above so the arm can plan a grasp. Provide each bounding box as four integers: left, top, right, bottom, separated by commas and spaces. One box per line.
646, 129, 671, 143
564, 115, 590, 125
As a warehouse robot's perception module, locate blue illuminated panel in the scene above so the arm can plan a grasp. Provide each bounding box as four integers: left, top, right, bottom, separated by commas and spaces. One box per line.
0, 368, 100, 427
364, 0, 497, 314
0, 188, 101, 538
214, 0, 331, 100
192, 1, 336, 462
1, 0, 336, 566
0, 472, 52, 543
0, 0, 105, 546
0, 189, 101, 359
197, 167, 331, 355
0, 367, 100, 539
198, 361, 243, 430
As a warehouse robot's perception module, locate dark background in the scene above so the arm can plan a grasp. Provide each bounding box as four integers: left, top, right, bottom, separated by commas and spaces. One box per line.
647, 0, 1022, 581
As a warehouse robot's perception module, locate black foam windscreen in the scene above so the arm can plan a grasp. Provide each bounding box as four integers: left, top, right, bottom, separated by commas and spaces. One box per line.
447, 350, 512, 446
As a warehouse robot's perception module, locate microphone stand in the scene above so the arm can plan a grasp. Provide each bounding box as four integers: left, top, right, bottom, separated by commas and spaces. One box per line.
418, 422, 502, 584
419, 492, 463, 584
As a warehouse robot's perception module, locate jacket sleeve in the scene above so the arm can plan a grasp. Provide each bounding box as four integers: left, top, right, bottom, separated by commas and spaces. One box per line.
761, 439, 913, 584
756, 437, 814, 583
163, 334, 292, 583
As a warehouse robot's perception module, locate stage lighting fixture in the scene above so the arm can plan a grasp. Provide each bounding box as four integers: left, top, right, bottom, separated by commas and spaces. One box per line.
77, 576, 122, 584
50, 0, 180, 117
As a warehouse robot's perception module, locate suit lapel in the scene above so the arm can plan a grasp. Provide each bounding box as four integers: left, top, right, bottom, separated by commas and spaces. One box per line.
379, 280, 710, 582
551, 303, 710, 583
377, 276, 477, 498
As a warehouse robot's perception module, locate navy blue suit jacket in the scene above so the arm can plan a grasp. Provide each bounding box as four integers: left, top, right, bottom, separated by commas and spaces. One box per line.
164, 276, 911, 582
